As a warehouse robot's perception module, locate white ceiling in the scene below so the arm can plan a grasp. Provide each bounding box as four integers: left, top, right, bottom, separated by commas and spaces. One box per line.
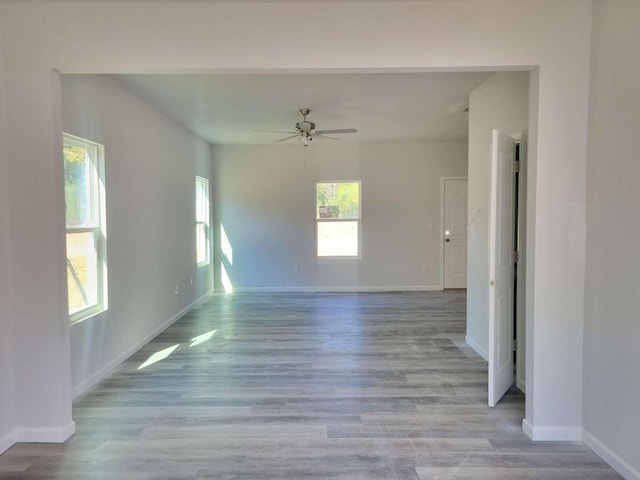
114, 72, 492, 145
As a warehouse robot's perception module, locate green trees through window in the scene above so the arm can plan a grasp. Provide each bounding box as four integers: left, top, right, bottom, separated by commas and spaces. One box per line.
63, 145, 90, 227
316, 182, 360, 219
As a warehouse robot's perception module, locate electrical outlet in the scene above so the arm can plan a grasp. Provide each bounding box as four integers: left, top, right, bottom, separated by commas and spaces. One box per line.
422, 264, 428, 271
190, 276, 193, 286
175, 284, 179, 295
294, 263, 301, 273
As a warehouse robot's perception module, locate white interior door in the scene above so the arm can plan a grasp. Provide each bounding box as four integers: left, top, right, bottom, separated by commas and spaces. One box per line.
488, 130, 517, 407
443, 178, 468, 289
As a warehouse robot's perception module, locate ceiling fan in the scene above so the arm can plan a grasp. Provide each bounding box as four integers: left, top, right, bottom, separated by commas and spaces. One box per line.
260, 108, 358, 146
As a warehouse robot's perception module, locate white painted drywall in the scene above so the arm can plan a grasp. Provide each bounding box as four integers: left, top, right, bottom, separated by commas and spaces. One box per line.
211, 141, 467, 291
61, 75, 213, 396
0, 0, 592, 448
0, 26, 17, 454
466, 72, 529, 359
583, 0, 640, 477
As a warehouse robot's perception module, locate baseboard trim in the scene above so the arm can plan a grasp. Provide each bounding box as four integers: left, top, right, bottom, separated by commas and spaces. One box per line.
521, 419, 582, 441
465, 335, 488, 361
0, 420, 77, 454
0, 429, 17, 455
582, 428, 640, 480
229, 285, 443, 293
14, 421, 76, 444
72, 291, 213, 399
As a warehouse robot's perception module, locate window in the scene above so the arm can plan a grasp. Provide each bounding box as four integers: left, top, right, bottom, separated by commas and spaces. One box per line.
63, 133, 107, 323
196, 176, 210, 266
316, 181, 361, 257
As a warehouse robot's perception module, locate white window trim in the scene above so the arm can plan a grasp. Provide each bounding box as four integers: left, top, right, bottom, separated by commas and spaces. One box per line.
196, 176, 210, 267
64, 133, 108, 325
315, 180, 362, 259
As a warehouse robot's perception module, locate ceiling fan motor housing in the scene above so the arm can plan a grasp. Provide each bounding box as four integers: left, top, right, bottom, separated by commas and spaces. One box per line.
296, 120, 316, 134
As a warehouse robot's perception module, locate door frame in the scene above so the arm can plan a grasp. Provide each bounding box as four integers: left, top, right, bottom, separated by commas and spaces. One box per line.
440, 176, 468, 290
513, 131, 527, 393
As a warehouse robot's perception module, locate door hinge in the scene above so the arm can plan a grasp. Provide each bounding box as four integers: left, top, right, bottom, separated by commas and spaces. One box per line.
514, 160, 520, 173
513, 250, 519, 263
512, 340, 517, 352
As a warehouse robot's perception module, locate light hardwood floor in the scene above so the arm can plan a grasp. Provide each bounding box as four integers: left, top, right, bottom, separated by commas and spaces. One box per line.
0, 291, 621, 479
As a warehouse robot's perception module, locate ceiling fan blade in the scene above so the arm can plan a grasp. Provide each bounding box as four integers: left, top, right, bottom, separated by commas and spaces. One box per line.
255, 130, 298, 134
274, 135, 299, 143
316, 128, 358, 135
315, 134, 340, 141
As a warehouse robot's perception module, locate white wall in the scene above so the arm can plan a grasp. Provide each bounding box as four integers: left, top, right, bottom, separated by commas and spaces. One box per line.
0, 0, 592, 449
466, 72, 529, 359
583, 1, 640, 478
212, 141, 467, 292
0, 25, 17, 453
61, 75, 213, 397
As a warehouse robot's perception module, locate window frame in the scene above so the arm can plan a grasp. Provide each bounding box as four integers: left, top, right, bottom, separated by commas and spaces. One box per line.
315, 180, 362, 259
195, 175, 210, 267
63, 133, 108, 325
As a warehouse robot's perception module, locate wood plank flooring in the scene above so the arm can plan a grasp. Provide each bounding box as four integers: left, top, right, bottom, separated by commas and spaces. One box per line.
0, 291, 621, 479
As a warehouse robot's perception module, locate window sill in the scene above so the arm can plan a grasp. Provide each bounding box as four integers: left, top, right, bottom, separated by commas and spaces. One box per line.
69, 305, 107, 326
317, 256, 363, 261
